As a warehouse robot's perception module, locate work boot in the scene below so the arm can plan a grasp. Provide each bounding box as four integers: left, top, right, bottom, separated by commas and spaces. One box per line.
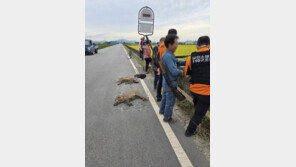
184, 129, 198, 137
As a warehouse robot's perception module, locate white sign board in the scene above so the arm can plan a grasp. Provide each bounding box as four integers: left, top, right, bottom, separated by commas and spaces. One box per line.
138, 6, 154, 36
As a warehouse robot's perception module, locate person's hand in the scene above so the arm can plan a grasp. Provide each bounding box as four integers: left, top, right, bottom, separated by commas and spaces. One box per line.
157, 68, 160, 75
179, 69, 184, 76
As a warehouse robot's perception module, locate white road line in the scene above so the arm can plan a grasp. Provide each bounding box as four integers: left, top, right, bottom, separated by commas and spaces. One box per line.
122, 45, 193, 167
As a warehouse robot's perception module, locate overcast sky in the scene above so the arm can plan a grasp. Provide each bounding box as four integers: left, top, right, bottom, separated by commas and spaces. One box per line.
86, 0, 209, 42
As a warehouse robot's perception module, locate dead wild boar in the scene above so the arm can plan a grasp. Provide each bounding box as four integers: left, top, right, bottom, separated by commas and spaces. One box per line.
114, 90, 147, 106
117, 77, 139, 85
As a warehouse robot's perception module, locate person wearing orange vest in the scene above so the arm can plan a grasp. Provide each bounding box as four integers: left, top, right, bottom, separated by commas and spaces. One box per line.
184, 36, 210, 137
156, 29, 177, 102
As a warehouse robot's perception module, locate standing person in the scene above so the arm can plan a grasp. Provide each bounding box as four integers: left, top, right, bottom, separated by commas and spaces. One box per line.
153, 42, 159, 55
184, 36, 210, 137
159, 34, 185, 123
143, 42, 152, 73
156, 29, 178, 102
154, 68, 160, 89
139, 37, 144, 59
153, 42, 160, 89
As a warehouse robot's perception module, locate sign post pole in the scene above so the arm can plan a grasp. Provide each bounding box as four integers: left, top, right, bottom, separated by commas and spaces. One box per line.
138, 6, 185, 101
138, 6, 157, 69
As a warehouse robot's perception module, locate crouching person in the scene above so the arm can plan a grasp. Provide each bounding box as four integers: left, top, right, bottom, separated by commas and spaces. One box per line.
159, 34, 185, 123
184, 36, 210, 137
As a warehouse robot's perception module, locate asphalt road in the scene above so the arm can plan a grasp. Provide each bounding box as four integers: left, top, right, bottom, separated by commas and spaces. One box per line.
85, 44, 209, 167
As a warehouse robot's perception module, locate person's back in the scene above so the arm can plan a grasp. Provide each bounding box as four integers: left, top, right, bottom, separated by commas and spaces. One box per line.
185, 38, 210, 95
144, 45, 151, 59
143, 42, 152, 72
184, 35, 210, 137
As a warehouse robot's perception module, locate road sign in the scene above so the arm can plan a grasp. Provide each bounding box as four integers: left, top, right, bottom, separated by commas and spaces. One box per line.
138, 6, 154, 36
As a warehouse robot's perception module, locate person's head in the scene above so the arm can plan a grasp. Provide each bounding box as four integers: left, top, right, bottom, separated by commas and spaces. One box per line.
196, 36, 210, 49
141, 37, 144, 41
168, 29, 177, 35
159, 37, 165, 43
164, 34, 179, 53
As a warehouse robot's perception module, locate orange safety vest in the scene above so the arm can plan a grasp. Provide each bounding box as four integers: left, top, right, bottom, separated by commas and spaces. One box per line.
158, 42, 166, 61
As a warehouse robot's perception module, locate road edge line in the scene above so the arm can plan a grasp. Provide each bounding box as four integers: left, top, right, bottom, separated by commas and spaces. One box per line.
122, 44, 193, 167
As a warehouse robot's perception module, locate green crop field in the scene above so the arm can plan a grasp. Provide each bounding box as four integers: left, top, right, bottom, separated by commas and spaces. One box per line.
127, 44, 156, 50
174, 45, 196, 56
126, 44, 196, 61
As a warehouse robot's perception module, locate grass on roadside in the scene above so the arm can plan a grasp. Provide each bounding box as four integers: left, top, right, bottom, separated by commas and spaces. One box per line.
176, 99, 210, 141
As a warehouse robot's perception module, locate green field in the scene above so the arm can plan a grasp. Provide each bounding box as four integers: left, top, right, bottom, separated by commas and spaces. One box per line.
126, 44, 196, 61
128, 44, 155, 50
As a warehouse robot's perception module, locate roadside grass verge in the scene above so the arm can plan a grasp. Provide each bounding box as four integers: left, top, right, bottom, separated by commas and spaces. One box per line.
176, 99, 210, 141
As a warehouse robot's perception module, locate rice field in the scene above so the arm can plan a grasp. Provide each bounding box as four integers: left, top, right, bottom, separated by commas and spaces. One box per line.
126, 44, 196, 60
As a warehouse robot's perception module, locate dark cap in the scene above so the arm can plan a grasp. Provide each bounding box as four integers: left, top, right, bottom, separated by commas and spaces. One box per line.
168, 29, 177, 35
197, 36, 210, 46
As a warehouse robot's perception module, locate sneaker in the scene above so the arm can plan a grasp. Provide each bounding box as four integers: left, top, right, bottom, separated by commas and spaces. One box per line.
184, 129, 198, 137
163, 118, 177, 124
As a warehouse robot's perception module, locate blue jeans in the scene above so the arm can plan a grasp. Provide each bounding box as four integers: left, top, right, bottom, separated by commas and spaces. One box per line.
159, 79, 176, 120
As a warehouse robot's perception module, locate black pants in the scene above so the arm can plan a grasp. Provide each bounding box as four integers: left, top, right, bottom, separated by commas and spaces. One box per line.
186, 92, 210, 133
157, 72, 163, 98
154, 71, 160, 89
145, 58, 151, 71
139, 50, 143, 59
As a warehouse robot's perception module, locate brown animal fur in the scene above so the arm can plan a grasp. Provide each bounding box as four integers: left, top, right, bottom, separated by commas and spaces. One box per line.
117, 77, 139, 85
114, 90, 147, 106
